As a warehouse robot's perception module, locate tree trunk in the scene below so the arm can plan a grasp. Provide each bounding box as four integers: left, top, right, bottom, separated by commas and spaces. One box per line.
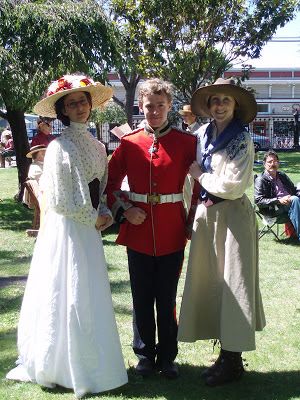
6, 108, 31, 201
125, 84, 136, 128
96, 123, 101, 141
118, 70, 141, 129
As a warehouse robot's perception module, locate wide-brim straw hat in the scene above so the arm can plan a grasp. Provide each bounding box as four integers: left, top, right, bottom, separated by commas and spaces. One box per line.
26, 145, 47, 158
191, 78, 257, 124
33, 75, 113, 118
179, 104, 193, 115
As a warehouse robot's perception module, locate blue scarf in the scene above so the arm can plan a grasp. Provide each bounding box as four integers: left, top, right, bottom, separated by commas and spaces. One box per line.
200, 118, 244, 201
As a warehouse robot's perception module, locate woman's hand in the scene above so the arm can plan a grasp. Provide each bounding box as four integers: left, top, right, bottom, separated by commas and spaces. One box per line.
189, 161, 203, 180
95, 214, 113, 231
123, 207, 147, 225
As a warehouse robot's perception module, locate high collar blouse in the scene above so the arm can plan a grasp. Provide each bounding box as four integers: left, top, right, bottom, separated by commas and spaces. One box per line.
41, 122, 109, 227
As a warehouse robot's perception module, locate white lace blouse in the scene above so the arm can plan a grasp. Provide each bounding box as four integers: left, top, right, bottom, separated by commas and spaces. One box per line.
41, 121, 110, 227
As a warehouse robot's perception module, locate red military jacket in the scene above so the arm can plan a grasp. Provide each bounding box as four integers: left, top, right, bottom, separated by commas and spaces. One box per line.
106, 125, 197, 256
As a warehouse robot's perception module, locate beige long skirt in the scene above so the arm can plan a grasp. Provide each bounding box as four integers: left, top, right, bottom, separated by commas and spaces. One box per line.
178, 195, 266, 352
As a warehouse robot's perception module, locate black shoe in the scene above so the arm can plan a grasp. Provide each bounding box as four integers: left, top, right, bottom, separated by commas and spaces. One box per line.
204, 350, 244, 387
135, 358, 155, 377
159, 360, 179, 379
201, 352, 222, 378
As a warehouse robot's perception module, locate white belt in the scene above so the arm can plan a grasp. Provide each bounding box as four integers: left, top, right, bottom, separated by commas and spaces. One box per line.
128, 192, 183, 204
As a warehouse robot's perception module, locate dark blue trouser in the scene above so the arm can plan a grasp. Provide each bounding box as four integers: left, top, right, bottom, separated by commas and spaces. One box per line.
127, 248, 184, 364
288, 195, 300, 240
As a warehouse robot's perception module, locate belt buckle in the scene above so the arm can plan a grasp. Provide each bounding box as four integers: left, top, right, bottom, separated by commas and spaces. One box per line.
148, 193, 161, 204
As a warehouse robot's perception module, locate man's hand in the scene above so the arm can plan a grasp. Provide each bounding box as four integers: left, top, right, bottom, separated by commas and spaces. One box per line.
95, 214, 113, 231
123, 207, 147, 225
189, 160, 203, 180
278, 195, 292, 205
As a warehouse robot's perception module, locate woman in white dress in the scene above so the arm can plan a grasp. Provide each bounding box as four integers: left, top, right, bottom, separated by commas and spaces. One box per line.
178, 78, 266, 387
6, 75, 128, 398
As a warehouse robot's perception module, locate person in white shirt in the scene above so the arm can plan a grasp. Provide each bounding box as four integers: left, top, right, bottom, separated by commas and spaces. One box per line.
7, 74, 127, 398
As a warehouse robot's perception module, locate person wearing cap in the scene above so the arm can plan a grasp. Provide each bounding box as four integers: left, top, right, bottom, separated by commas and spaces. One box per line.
179, 104, 201, 133
7, 74, 127, 397
30, 117, 55, 147
106, 78, 197, 379
178, 78, 266, 386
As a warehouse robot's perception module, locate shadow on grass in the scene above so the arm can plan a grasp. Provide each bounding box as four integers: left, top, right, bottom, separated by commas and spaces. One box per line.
0, 199, 33, 231
258, 235, 300, 246
0, 291, 24, 314
104, 365, 300, 400
110, 279, 131, 294
0, 250, 32, 266
114, 303, 132, 316
3, 364, 299, 400
0, 276, 27, 288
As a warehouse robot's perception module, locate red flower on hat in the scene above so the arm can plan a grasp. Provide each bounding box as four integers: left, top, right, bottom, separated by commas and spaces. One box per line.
47, 78, 73, 96
46, 75, 95, 98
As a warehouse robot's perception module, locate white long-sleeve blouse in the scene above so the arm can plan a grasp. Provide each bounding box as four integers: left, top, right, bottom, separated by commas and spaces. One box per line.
196, 123, 255, 201
41, 121, 110, 227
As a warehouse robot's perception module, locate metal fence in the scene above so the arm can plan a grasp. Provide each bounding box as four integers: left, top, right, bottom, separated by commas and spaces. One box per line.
26, 116, 298, 152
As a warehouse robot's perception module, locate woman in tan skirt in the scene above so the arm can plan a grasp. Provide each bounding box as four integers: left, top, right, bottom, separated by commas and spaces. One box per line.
178, 78, 266, 386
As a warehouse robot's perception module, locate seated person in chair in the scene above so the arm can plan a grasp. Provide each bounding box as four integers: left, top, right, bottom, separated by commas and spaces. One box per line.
0, 132, 15, 168
254, 150, 300, 241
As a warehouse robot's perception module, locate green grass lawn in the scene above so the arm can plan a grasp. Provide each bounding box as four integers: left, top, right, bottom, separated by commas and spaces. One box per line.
1, 153, 300, 400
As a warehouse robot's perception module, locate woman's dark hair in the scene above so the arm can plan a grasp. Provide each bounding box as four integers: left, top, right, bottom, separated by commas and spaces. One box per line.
55, 91, 92, 126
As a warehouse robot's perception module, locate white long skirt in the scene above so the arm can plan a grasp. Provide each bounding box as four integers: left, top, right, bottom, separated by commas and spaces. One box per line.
6, 211, 128, 398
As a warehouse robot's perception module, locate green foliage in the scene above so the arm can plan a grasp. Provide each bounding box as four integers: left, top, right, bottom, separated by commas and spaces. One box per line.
110, 0, 299, 101
0, 0, 117, 112
91, 102, 127, 125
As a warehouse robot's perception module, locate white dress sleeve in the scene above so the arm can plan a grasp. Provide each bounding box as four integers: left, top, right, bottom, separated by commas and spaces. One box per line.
42, 139, 98, 227
198, 131, 254, 200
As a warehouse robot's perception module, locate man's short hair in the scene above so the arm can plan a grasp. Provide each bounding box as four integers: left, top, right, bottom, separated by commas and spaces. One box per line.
138, 78, 173, 104
263, 150, 279, 163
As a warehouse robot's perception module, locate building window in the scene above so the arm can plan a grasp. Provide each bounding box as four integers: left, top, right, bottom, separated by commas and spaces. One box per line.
257, 104, 269, 113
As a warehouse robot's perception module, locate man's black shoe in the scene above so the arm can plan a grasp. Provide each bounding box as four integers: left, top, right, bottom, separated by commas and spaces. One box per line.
159, 360, 179, 379
135, 358, 154, 377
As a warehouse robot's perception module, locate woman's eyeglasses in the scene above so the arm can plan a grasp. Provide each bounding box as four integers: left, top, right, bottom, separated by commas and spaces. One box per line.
65, 99, 89, 109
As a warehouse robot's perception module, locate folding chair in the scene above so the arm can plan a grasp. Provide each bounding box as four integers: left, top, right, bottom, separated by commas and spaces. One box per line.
254, 173, 291, 241
24, 180, 40, 237
255, 207, 290, 240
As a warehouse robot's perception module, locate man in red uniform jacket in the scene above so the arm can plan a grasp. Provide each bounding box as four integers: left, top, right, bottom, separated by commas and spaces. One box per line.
106, 78, 197, 379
